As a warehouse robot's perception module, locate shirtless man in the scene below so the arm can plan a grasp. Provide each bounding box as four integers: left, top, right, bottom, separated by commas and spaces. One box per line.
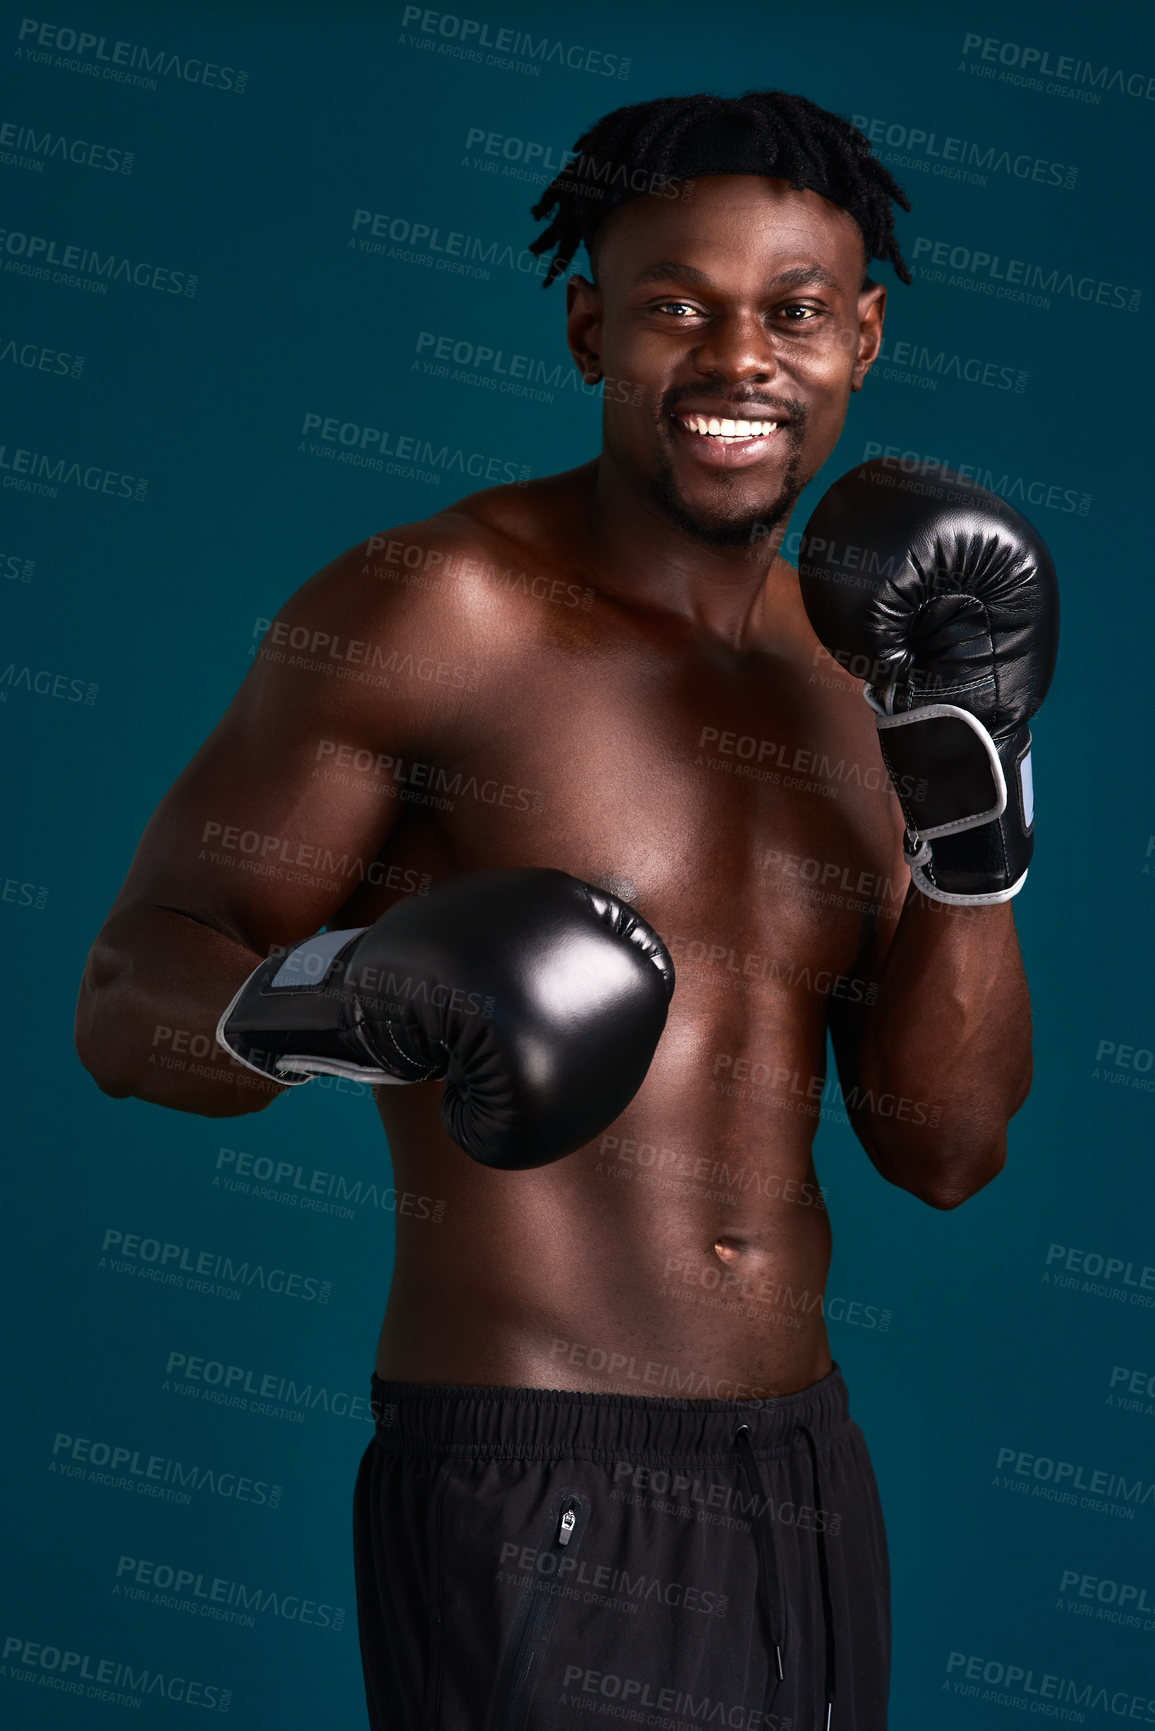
75, 91, 1056, 1730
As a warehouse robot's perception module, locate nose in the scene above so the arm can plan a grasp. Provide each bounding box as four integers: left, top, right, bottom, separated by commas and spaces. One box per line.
691, 310, 778, 385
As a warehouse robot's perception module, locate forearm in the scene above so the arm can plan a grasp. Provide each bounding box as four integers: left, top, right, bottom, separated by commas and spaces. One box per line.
850, 888, 1032, 1207
75, 906, 284, 1117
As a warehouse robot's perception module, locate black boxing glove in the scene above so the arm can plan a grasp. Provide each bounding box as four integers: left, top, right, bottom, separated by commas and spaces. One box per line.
798, 459, 1059, 905
216, 867, 674, 1169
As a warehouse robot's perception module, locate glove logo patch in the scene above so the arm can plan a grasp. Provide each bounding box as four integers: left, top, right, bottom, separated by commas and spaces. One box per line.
1019, 749, 1034, 830
269, 927, 365, 990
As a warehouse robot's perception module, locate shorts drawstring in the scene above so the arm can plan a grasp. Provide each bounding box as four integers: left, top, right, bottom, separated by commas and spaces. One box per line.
733, 1419, 837, 1729
733, 1424, 785, 1692
794, 1419, 837, 1730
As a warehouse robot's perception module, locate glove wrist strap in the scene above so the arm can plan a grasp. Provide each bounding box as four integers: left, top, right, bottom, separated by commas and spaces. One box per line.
864, 685, 1035, 904
215, 928, 440, 1087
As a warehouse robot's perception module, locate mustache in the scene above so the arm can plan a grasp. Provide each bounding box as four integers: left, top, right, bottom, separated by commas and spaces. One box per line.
660, 389, 808, 424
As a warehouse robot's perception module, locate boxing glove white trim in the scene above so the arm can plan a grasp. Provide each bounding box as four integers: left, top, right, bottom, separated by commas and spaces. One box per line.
214, 974, 311, 1085
863, 686, 1008, 839
908, 860, 1029, 907
276, 1053, 412, 1084
215, 933, 424, 1086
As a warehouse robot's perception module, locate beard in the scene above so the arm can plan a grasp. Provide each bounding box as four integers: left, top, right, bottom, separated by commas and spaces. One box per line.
647, 448, 806, 547
644, 401, 810, 549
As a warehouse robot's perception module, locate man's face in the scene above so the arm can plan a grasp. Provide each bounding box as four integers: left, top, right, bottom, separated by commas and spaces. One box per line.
566, 175, 886, 548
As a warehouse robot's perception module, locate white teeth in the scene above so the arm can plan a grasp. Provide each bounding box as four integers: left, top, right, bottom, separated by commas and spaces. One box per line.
679, 414, 777, 439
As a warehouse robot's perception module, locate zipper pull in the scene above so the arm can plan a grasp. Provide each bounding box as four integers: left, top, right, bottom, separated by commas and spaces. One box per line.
556, 1500, 577, 1546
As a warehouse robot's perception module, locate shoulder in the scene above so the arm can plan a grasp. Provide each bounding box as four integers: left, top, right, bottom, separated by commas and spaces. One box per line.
255, 470, 595, 706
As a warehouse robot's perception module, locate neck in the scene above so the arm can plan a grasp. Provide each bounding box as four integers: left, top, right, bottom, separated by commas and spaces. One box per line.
580, 454, 794, 650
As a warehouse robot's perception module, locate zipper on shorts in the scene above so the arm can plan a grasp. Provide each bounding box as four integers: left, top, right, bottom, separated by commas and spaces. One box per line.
491, 1489, 587, 1731
556, 1498, 577, 1545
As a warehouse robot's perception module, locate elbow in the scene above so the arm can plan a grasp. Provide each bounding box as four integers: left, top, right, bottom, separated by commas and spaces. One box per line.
916, 1167, 1003, 1210
864, 1123, 1007, 1210
907, 1138, 1007, 1210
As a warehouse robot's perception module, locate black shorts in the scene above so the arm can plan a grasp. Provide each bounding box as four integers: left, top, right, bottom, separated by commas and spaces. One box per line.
354, 1365, 889, 1730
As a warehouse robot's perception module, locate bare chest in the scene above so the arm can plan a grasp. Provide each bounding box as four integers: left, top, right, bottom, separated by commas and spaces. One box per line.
335, 616, 905, 1015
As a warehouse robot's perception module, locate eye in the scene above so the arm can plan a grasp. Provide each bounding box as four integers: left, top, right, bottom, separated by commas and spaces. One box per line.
777, 303, 822, 324
652, 300, 703, 318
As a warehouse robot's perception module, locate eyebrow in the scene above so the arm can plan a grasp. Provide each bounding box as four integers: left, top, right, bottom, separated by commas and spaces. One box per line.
630, 260, 842, 293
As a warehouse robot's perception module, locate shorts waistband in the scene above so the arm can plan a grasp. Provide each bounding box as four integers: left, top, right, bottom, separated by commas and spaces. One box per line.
368, 1365, 850, 1464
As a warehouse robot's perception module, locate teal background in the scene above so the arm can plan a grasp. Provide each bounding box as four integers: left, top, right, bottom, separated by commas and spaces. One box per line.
3, 0, 1154, 1724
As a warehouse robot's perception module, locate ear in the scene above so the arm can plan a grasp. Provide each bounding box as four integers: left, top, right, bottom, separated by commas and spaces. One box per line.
566, 274, 604, 384
851, 280, 887, 392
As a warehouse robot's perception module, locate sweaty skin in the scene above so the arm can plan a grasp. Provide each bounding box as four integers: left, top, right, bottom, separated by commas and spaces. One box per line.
76, 178, 1032, 1400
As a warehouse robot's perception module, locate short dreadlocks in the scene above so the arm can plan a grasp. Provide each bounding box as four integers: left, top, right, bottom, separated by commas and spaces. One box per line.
528, 90, 911, 288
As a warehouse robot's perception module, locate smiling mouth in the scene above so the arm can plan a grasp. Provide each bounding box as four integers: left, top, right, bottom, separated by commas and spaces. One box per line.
672, 412, 783, 443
